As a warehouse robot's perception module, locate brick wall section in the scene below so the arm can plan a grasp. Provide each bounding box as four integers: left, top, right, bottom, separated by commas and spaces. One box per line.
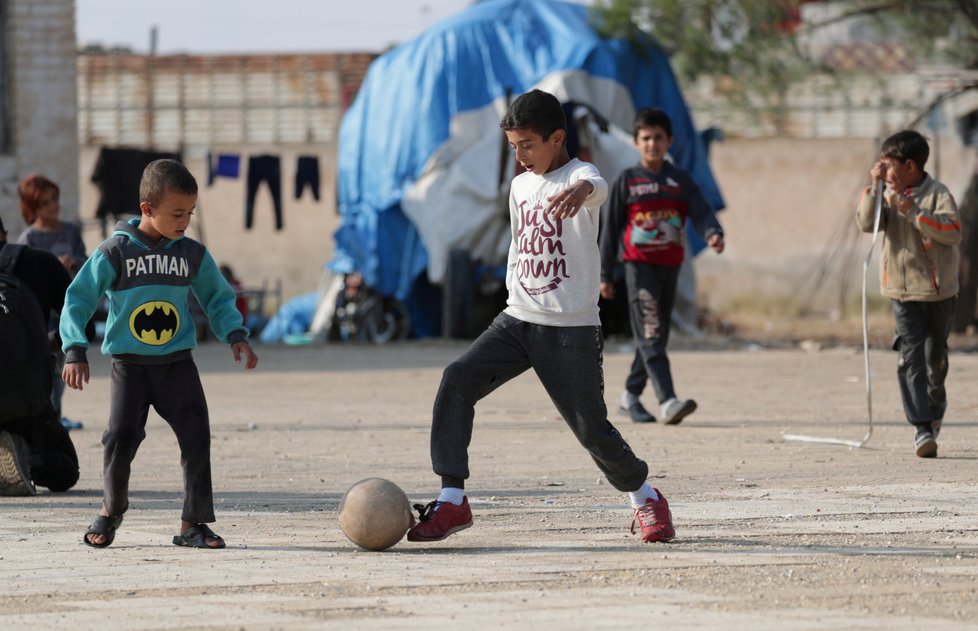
0, 0, 79, 238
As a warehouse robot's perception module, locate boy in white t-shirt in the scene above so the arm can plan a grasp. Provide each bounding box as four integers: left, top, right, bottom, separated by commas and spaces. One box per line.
407, 89, 675, 545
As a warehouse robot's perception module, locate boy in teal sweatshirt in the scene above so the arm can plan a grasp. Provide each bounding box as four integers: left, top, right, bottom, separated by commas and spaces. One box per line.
61, 159, 258, 549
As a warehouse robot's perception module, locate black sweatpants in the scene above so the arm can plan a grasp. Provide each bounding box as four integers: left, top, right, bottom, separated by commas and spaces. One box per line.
294, 155, 320, 201
891, 297, 956, 428
103, 359, 215, 523
246, 155, 283, 231
623, 262, 680, 404
431, 312, 649, 492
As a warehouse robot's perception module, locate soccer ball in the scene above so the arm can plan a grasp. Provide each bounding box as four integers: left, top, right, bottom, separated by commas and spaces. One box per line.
338, 478, 414, 551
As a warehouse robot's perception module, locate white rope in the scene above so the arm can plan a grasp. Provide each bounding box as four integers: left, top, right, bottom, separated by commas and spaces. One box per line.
784, 181, 883, 448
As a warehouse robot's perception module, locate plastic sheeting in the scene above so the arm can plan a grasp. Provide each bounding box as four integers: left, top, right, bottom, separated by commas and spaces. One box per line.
334, 0, 724, 305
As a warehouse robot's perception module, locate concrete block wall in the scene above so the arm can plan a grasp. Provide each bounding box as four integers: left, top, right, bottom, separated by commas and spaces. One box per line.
0, 0, 79, 240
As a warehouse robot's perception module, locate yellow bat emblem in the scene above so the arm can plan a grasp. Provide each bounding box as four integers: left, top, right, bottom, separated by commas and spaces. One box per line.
129, 301, 180, 345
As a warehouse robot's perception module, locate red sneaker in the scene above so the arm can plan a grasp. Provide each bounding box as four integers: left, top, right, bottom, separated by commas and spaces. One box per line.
630, 490, 675, 543
406, 497, 473, 542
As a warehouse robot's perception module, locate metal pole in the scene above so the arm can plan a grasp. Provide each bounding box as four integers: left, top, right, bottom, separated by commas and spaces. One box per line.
784, 181, 882, 448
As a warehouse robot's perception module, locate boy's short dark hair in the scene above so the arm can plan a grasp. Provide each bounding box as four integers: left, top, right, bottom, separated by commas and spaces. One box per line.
499, 89, 566, 140
139, 159, 197, 206
633, 108, 673, 139
881, 130, 930, 170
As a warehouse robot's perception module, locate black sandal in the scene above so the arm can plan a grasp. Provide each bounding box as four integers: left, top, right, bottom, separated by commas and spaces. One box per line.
83, 514, 124, 548
172, 523, 225, 549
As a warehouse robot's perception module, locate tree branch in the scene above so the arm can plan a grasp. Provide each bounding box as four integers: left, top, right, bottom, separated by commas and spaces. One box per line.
796, 1, 899, 35
953, 0, 978, 31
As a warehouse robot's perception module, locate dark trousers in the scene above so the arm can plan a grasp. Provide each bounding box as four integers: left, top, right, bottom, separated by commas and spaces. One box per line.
5, 403, 79, 492
891, 297, 956, 428
104, 359, 215, 523
246, 155, 283, 231
623, 262, 680, 404
431, 312, 649, 492
295, 155, 320, 200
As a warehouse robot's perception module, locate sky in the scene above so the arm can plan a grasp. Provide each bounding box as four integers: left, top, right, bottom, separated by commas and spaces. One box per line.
76, 0, 586, 55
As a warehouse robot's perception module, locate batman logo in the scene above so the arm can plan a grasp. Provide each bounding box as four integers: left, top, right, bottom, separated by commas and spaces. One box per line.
129, 301, 180, 345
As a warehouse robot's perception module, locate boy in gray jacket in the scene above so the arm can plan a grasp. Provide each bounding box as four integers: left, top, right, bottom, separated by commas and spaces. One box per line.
856, 130, 962, 458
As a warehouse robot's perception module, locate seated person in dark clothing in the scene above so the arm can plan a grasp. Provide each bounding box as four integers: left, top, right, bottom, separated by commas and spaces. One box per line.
0, 216, 79, 495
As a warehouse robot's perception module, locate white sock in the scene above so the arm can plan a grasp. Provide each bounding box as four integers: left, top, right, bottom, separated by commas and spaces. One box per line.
627, 482, 660, 508
660, 397, 678, 418
621, 391, 639, 408
437, 487, 465, 506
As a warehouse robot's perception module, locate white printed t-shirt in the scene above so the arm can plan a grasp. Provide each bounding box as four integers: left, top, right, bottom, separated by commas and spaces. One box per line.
503, 158, 608, 327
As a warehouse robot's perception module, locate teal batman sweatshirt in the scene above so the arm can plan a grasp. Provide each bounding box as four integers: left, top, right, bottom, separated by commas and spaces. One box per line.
60, 219, 247, 363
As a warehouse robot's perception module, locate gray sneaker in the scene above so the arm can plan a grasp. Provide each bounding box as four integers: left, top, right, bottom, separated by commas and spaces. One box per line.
618, 402, 656, 423
0, 431, 36, 496
663, 399, 697, 425
914, 427, 937, 458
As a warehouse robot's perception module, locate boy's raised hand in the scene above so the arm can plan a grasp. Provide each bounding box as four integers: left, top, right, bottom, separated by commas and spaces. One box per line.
232, 341, 259, 370
886, 190, 913, 216
63, 362, 90, 391
870, 161, 886, 188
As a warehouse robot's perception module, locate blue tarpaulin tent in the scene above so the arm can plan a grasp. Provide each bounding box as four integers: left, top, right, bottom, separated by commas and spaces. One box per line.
333, 0, 724, 336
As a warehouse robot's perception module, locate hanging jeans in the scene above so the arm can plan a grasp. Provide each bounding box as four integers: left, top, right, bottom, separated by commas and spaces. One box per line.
246, 155, 283, 231
295, 155, 320, 201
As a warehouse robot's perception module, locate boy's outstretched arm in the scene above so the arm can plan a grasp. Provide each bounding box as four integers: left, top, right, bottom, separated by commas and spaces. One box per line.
546, 180, 595, 219
63, 361, 90, 391
545, 166, 608, 220
232, 341, 258, 370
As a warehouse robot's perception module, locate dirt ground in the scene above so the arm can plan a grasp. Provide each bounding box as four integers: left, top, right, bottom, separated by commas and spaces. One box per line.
2, 335, 977, 630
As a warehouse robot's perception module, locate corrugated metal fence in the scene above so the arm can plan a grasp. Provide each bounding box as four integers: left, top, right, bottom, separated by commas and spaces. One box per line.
77, 52, 375, 148
686, 70, 978, 139
77, 51, 978, 146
